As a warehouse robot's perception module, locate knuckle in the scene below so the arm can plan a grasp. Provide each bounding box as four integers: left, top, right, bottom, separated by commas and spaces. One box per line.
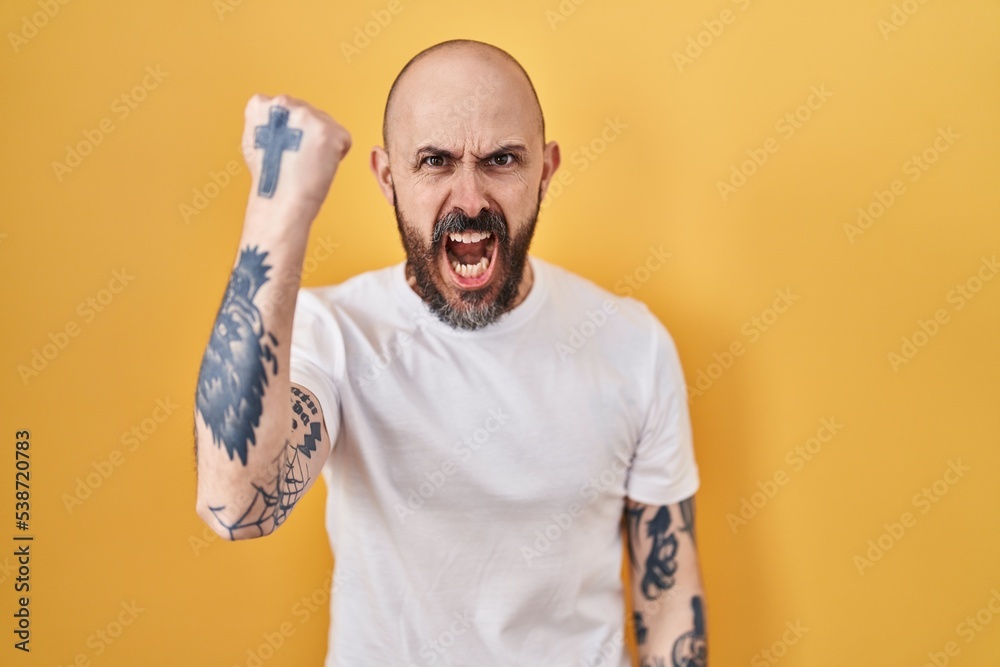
245, 94, 263, 116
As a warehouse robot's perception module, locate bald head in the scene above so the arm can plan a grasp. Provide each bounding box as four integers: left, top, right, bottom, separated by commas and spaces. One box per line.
381, 39, 545, 153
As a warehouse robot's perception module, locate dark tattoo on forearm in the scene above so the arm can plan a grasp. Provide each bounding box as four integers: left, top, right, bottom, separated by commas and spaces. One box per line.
626, 502, 645, 570
630, 498, 701, 666
254, 105, 301, 198
634, 611, 649, 646
679, 496, 696, 544
671, 595, 707, 667
196, 246, 277, 465
208, 388, 323, 538
641, 506, 679, 600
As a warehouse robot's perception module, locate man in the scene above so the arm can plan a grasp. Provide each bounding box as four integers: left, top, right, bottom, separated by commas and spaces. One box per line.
194, 39, 706, 666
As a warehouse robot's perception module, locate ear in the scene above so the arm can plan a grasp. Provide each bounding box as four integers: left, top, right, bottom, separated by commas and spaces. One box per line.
370, 145, 395, 206
538, 141, 561, 202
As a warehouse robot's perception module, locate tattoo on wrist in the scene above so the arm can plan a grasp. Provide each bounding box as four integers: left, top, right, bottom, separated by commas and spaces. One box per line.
196, 246, 277, 465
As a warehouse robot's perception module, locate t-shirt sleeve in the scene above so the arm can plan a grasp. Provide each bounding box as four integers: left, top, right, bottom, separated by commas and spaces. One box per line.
626, 315, 700, 506
289, 288, 344, 441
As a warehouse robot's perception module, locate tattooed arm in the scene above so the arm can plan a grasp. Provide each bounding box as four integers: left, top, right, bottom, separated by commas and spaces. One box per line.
625, 495, 707, 667
194, 94, 351, 540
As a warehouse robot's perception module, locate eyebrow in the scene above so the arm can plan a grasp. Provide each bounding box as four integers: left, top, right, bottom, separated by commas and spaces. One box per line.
411, 142, 529, 166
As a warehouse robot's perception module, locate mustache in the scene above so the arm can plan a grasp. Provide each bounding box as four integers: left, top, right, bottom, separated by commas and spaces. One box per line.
431, 208, 508, 245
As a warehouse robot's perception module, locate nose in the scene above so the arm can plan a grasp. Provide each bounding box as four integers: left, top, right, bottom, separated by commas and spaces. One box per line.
448, 166, 490, 218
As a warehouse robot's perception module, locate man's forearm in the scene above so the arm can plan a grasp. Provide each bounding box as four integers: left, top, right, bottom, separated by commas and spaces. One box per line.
633, 588, 706, 666
626, 496, 707, 666
192, 95, 349, 539
193, 204, 311, 532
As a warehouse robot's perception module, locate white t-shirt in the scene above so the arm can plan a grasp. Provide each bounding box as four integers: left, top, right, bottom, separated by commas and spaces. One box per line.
289, 255, 699, 667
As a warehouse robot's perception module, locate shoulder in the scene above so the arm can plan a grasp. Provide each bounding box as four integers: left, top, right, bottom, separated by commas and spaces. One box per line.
296, 263, 402, 319
538, 257, 674, 345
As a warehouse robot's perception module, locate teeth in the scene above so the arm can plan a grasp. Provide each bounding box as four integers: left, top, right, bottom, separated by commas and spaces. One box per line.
448, 231, 492, 244
450, 256, 490, 279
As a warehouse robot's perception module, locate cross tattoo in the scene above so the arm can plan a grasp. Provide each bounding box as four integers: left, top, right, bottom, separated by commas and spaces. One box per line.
253, 105, 302, 198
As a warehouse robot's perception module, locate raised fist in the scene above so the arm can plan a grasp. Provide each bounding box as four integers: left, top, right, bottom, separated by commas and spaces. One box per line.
241, 93, 351, 225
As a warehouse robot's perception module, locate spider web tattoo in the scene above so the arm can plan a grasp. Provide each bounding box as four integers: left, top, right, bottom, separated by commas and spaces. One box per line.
209, 388, 322, 539
209, 441, 310, 539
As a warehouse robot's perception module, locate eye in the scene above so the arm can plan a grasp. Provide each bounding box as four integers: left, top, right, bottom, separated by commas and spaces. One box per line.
488, 154, 516, 167
422, 155, 446, 167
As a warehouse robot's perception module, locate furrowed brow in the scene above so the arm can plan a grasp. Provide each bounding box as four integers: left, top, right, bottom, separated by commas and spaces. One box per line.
475, 143, 528, 161
412, 145, 461, 166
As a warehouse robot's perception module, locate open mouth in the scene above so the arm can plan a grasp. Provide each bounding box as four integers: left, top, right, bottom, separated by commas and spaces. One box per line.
441, 230, 499, 289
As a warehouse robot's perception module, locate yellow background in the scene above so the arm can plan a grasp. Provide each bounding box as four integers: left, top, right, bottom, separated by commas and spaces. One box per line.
1, 0, 998, 665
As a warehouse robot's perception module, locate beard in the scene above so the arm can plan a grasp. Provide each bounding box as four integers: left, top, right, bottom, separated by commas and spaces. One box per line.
393, 190, 540, 331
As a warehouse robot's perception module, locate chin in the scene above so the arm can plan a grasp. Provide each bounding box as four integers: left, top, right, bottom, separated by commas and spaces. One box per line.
395, 198, 538, 331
